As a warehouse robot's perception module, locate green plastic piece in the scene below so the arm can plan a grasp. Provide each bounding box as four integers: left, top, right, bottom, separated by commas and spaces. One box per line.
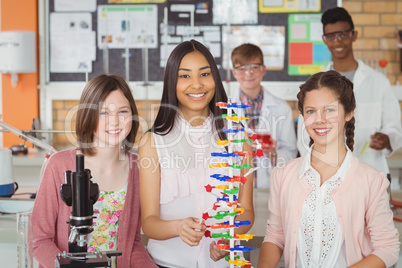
230, 164, 252, 169
232, 139, 252, 143
211, 232, 233, 239
223, 188, 239, 195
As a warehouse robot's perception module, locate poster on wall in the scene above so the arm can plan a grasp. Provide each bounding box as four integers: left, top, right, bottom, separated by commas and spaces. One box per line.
213, 0, 257, 25
55, 0, 97, 12
259, 0, 320, 13
159, 25, 221, 67
157, 1, 216, 67
168, 1, 212, 23
221, 26, 285, 71
50, 13, 96, 73
97, 5, 158, 49
288, 14, 331, 75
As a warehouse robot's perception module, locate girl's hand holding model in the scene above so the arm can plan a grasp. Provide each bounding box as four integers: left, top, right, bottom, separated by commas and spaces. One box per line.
177, 217, 206, 247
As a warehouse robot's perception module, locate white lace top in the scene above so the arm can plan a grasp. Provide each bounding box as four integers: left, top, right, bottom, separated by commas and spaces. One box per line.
296, 146, 352, 268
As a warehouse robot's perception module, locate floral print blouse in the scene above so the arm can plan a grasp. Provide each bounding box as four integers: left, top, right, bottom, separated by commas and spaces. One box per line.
87, 183, 127, 256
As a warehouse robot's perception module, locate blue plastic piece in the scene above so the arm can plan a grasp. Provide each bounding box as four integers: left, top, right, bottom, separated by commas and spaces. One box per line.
210, 174, 231, 181
231, 245, 256, 252
223, 220, 251, 227
217, 195, 238, 202
227, 103, 251, 109
222, 128, 245, 133
211, 152, 238, 157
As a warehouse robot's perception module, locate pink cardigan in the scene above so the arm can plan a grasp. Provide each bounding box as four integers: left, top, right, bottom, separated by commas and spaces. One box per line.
32, 149, 156, 268
264, 156, 400, 267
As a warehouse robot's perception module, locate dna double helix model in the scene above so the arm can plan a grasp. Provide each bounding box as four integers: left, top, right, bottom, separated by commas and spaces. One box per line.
203, 100, 263, 268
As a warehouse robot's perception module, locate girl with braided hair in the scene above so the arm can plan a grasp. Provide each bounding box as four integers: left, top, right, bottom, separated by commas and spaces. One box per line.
258, 70, 399, 268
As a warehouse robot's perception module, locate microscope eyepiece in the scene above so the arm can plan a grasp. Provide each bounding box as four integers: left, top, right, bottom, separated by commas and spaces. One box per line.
76, 154, 84, 172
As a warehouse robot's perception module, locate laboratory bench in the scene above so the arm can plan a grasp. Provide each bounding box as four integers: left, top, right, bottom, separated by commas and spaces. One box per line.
11, 149, 48, 189
0, 149, 46, 267
0, 148, 401, 267
0, 191, 37, 267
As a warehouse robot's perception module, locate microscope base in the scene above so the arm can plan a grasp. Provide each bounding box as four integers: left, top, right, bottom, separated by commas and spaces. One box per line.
55, 252, 111, 268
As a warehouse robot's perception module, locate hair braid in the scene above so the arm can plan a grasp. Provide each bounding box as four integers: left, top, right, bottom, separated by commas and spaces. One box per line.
345, 117, 355, 151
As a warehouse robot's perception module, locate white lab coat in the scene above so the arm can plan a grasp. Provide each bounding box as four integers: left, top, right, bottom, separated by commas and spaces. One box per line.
297, 60, 402, 173
230, 87, 298, 188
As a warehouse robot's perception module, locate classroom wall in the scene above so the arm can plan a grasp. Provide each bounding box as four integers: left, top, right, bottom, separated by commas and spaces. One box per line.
0, 0, 38, 148
343, 0, 402, 85
343, 1, 402, 130
50, 0, 402, 149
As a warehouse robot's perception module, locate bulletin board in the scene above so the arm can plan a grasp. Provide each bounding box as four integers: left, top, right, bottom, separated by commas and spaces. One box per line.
47, 0, 338, 83
288, 14, 332, 75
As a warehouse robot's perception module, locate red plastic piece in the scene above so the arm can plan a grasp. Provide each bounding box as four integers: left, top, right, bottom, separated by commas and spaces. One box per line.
204, 230, 211, 238
210, 222, 235, 229
205, 184, 214, 192
231, 176, 247, 184
249, 134, 257, 141
216, 243, 230, 250
202, 212, 210, 221
255, 149, 264, 157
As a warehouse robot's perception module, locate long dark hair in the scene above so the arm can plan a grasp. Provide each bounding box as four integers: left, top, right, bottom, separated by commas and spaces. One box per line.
151, 40, 227, 141
297, 70, 356, 151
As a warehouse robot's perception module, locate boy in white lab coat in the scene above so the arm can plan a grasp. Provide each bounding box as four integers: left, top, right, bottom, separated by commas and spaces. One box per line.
297, 7, 402, 179
230, 43, 297, 188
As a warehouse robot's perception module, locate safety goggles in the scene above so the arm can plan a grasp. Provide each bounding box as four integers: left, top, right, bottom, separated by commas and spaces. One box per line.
233, 63, 263, 74
323, 29, 354, 42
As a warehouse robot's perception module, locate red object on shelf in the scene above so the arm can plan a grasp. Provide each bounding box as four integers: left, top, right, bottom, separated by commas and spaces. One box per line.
379, 59, 388, 68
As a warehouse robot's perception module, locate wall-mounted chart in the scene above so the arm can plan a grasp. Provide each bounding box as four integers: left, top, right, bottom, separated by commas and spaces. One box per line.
222, 26, 285, 71
50, 12, 96, 73
97, 5, 158, 49
288, 14, 331, 75
47, 0, 338, 82
259, 0, 320, 13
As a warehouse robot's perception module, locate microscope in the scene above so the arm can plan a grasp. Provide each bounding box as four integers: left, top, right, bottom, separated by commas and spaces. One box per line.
56, 153, 121, 267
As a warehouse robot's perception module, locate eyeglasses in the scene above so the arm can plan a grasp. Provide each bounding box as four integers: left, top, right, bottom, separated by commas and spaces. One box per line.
323, 29, 354, 42
233, 63, 263, 74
